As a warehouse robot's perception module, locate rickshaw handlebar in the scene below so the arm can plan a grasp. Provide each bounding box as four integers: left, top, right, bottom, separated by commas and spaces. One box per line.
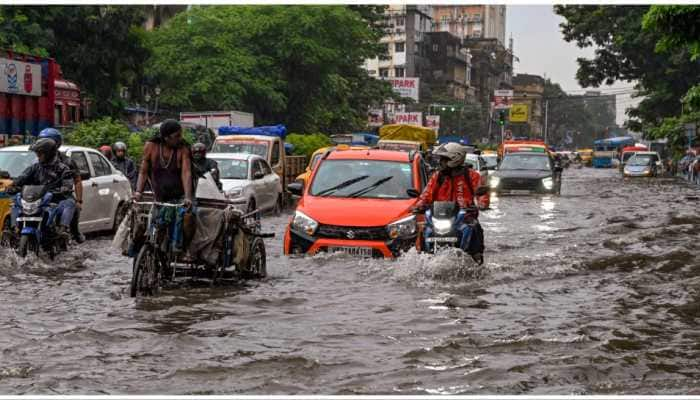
132, 201, 185, 208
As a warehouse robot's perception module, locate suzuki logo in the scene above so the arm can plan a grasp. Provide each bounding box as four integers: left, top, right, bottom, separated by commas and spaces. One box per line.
346, 230, 356, 239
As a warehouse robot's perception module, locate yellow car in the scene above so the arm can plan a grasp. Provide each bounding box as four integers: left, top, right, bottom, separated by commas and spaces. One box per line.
295, 145, 368, 188
577, 148, 594, 166
0, 172, 13, 239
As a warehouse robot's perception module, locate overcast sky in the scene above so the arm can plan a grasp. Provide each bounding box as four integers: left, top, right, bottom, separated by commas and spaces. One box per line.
506, 5, 639, 125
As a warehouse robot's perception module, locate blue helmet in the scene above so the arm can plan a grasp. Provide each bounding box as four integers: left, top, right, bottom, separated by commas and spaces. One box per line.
38, 128, 63, 147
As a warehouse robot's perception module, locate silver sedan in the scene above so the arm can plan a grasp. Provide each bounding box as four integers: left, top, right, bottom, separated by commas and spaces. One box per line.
210, 153, 283, 215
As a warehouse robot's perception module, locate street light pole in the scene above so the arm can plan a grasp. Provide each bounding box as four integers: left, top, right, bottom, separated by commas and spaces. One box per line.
544, 98, 549, 145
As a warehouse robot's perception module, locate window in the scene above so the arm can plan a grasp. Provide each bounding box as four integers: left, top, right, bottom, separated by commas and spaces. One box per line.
70, 151, 90, 178
271, 141, 280, 167
394, 67, 405, 78
251, 160, 263, 178
88, 152, 111, 177
395, 42, 405, 53
54, 105, 63, 126
68, 106, 78, 123
440, 15, 448, 24
381, 43, 389, 54
432, 44, 439, 52
379, 68, 389, 78
396, 16, 405, 26
261, 160, 273, 175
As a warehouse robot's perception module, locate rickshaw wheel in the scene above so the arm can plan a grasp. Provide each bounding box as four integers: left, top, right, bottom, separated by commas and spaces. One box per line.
243, 237, 267, 279
131, 244, 160, 297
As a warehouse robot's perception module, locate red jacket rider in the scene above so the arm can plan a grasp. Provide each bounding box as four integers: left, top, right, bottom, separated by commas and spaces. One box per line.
416, 142, 482, 210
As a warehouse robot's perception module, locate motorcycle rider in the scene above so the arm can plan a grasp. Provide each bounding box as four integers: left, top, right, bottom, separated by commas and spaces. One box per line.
10, 138, 75, 237
112, 141, 137, 190
99, 145, 113, 161
191, 142, 221, 190
414, 142, 485, 264
37, 128, 85, 243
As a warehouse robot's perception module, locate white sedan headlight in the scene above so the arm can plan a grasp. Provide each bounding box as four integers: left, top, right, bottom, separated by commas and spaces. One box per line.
433, 218, 453, 235
542, 177, 554, 190
291, 211, 319, 236
386, 215, 416, 239
226, 187, 243, 198
489, 176, 500, 188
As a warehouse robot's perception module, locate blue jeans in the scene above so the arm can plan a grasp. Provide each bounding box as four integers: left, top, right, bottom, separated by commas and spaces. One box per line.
11, 198, 76, 228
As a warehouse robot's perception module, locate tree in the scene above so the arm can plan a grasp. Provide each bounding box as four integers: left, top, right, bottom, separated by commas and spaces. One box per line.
0, 6, 150, 117
554, 5, 700, 130
145, 5, 393, 133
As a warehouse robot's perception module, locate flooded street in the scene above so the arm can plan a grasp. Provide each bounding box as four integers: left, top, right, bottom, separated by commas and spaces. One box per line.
1, 167, 699, 395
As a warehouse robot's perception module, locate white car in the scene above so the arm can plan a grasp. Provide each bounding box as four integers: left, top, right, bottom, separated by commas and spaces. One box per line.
209, 153, 283, 215
0, 145, 132, 233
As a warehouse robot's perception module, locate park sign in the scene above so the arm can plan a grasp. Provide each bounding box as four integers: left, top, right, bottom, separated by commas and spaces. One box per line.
493, 89, 513, 110
392, 112, 423, 126
0, 57, 42, 96
510, 103, 529, 123
384, 77, 420, 102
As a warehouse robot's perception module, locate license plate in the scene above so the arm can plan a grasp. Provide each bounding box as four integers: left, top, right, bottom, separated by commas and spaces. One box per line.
327, 246, 373, 257
17, 217, 42, 222
426, 237, 458, 243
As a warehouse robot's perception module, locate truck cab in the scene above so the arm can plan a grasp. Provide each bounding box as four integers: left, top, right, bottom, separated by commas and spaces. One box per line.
212, 134, 284, 180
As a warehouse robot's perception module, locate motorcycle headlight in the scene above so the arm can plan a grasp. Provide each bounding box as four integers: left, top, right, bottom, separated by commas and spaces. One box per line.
542, 177, 554, 190
489, 176, 500, 188
387, 215, 416, 239
21, 199, 41, 215
433, 218, 453, 235
226, 187, 243, 198
291, 211, 318, 236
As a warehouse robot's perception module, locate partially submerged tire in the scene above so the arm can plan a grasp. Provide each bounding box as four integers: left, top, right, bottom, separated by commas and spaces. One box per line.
242, 236, 267, 279
130, 244, 160, 297
18, 235, 36, 258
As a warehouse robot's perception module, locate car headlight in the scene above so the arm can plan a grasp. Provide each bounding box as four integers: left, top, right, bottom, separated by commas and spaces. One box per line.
489, 176, 500, 188
433, 218, 453, 235
291, 210, 318, 236
226, 187, 243, 198
542, 177, 553, 190
386, 215, 416, 239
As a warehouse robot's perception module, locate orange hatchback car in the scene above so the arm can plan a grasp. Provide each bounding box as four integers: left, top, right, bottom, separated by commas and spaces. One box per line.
284, 149, 428, 258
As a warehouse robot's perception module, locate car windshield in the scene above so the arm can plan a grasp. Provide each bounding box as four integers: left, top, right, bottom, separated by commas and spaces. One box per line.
379, 143, 419, 152
0, 151, 37, 178
309, 153, 323, 170
464, 156, 480, 169
310, 160, 413, 199
211, 142, 268, 157
500, 154, 551, 171
483, 155, 498, 168
628, 155, 653, 166
213, 158, 248, 179
622, 152, 636, 162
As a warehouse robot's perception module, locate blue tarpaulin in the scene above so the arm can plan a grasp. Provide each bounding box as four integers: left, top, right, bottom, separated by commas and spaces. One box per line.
218, 124, 287, 139
437, 135, 470, 145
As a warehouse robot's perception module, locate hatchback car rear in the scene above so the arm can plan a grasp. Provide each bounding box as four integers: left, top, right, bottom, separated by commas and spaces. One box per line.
284, 149, 426, 258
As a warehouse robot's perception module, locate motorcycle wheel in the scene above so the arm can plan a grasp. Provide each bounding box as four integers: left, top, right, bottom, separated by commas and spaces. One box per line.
130, 244, 161, 297
18, 235, 36, 258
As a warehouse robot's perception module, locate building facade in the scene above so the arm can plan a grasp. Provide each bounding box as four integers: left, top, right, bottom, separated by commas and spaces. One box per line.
512, 73, 545, 136
432, 5, 506, 46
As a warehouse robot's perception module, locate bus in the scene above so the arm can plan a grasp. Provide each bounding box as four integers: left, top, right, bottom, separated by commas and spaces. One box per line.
593, 136, 635, 168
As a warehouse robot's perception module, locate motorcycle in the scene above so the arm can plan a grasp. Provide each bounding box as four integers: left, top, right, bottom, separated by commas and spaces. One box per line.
12, 185, 68, 258
419, 201, 478, 253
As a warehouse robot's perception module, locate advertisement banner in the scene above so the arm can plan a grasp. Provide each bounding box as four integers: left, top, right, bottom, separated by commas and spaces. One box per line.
493, 89, 513, 110
385, 77, 420, 102
0, 58, 42, 96
367, 109, 384, 127
392, 112, 423, 126
425, 115, 440, 132
509, 103, 529, 122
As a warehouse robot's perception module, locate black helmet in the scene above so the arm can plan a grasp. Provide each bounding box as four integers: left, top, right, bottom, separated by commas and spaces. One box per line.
192, 142, 206, 160
113, 141, 127, 152
31, 138, 58, 161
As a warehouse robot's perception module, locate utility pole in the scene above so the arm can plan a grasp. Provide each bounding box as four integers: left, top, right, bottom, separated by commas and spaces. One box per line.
544, 98, 549, 145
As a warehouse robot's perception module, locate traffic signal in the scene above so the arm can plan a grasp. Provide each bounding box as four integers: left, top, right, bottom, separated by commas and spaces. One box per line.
498, 110, 506, 126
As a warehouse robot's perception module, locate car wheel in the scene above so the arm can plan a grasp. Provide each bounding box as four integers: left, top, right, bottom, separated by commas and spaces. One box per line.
247, 198, 260, 220
272, 194, 282, 216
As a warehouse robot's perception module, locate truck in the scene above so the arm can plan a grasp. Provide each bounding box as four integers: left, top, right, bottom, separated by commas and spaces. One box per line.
211, 125, 306, 206
377, 124, 437, 153
0, 50, 82, 145
180, 111, 254, 132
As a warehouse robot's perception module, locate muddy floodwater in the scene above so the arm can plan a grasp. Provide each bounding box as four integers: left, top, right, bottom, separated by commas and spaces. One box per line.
1, 168, 699, 394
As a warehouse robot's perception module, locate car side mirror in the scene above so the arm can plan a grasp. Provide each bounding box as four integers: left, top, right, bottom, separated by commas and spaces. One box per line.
80, 171, 91, 180
475, 186, 489, 196
288, 182, 303, 197
253, 171, 265, 180
0, 170, 10, 179
406, 188, 420, 198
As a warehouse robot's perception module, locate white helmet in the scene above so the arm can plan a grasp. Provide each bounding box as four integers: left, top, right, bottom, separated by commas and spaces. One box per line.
433, 142, 467, 168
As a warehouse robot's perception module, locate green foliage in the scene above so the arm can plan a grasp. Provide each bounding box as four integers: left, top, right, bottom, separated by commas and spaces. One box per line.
643, 6, 700, 60
145, 5, 393, 134
65, 117, 151, 161
286, 133, 332, 158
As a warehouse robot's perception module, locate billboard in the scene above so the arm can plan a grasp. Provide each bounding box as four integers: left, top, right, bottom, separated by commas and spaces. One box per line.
0, 58, 42, 96
392, 112, 422, 126
367, 109, 383, 127
425, 115, 440, 132
493, 89, 513, 110
509, 103, 529, 122
385, 77, 420, 102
